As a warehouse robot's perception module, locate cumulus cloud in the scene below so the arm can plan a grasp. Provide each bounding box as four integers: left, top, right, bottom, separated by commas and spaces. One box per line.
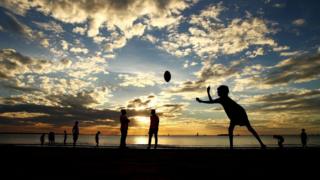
157, 3, 278, 59
60, 40, 69, 50
72, 26, 87, 35
0, 48, 71, 79
246, 47, 264, 58
40, 38, 49, 48
0, 0, 196, 52
69, 47, 89, 54
118, 72, 162, 87
125, 94, 187, 118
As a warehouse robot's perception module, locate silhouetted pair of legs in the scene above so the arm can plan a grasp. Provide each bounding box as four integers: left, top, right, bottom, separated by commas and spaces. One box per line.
73, 135, 78, 146
120, 130, 128, 148
148, 130, 158, 149
228, 123, 265, 149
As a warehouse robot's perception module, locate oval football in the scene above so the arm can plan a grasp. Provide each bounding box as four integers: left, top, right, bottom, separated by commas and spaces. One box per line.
164, 70, 171, 82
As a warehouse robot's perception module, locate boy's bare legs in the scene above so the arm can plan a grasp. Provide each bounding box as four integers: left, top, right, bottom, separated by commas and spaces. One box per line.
246, 124, 266, 148
154, 133, 158, 149
147, 133, 153, 149
228, 123, 235, 149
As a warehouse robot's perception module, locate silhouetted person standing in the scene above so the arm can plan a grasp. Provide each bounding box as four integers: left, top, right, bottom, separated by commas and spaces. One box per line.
301, 129, 308, 148
72, 121, 79, 146
148, 109, 160, 149
120, 109, 130, 149
273, 135, 284, 148
63, 130, 67, 145
196, 85, 266, 149
40, 133, 45, 146
95, 131, 101, 147
48, 132, 55, 145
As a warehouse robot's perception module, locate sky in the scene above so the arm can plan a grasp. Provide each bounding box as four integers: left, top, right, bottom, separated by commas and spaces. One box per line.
0, 0, 319, 135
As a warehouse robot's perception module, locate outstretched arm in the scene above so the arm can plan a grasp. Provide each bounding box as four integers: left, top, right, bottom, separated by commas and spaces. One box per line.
196, 86, 219, 104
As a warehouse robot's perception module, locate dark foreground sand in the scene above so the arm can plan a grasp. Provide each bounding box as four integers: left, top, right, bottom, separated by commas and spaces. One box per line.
0, 145, 319, 178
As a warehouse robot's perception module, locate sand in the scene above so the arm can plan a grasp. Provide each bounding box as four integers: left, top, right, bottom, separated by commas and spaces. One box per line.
0, 145, 318, 178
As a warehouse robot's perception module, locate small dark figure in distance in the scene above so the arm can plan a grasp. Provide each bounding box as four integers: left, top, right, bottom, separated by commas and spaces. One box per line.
48, 132, 55, 145
72, 121, 79, 146
63, 130, 67, 145
273, 135, 284, 148
301, 129, 308, 148
40, 133, 45, 146
95, 131, 101, 147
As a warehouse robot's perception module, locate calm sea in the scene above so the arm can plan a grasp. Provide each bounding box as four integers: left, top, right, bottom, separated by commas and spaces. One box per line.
0, 134, 320, 147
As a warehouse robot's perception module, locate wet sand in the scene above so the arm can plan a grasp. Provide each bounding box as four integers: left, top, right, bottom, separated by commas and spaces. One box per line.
1, 145, 318, 178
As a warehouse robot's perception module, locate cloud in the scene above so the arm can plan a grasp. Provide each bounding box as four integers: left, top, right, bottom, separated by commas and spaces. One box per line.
280, 50, 301, 57
0, 49, 71, 79
292, 18, 305, 26
72, 25, 87, 35
246, 89, 320, 113
104, 35, 127, 52
262, 54, 320, 85
143, 34, 158, 44
33, 20, 64, 33
60, 40, 69, 50
157, 3, 278, 59
118, 72, 162, 87
40, 38, 49, 48
273, 3, 286, 8
125, 94, 187, 118
69, 47, 89, 54
0, 103, 120, 127
246, 47, 264, 58
0, 11, 33, 39
167, 59, 245, 99
0, 0, 196, 53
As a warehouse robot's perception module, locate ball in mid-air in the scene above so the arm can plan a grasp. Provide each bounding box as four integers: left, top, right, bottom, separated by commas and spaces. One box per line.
164, 70, 171, 82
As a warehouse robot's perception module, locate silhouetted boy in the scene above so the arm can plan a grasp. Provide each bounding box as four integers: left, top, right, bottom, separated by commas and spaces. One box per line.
301, 129, 308, 148
48, 132, 55, 145
63, 130, 67, 145
148, 109, 160, 149
95, 131, 101, 147
120, 109, 130, 149
40, 133, 45, 146
196, 85, 266, 149
72, 121, 79, 146
273, 135, 284, 148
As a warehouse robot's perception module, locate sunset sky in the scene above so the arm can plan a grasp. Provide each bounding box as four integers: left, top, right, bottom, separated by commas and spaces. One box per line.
0, 0, 319, 135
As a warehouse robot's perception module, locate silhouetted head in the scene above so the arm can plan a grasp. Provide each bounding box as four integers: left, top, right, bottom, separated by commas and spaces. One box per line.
302, 129, 305, 132
75, 121, 79, 125
64, 130, 66, 133
217, 85, 229, 97
121, 109, 127, 115
151, 109, 156, 115
97, 131, 100, 134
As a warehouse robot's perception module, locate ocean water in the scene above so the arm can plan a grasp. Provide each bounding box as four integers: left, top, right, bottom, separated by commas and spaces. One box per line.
0, 134, 320, 147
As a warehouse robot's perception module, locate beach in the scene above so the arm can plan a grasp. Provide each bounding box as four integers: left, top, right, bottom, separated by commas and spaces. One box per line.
1, 145, 319, 178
